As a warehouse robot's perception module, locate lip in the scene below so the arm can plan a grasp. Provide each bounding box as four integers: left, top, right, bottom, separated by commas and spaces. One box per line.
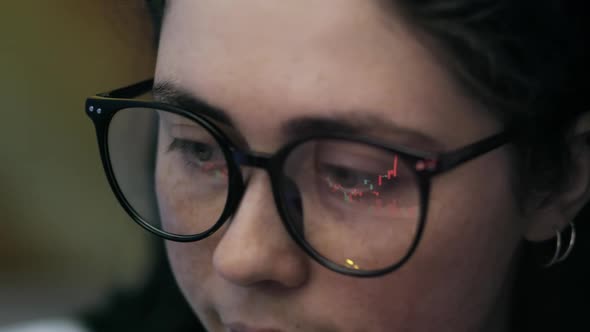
226, 322, 283, 332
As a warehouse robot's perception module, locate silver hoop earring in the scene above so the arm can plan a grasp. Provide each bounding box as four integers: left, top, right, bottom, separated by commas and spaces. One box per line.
543, 221, 576, 268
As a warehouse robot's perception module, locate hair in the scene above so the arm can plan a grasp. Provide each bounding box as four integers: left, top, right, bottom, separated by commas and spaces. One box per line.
144, 1, 589, 331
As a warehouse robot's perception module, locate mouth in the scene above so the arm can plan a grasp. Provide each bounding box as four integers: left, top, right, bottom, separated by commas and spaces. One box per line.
226, 322, 283, 332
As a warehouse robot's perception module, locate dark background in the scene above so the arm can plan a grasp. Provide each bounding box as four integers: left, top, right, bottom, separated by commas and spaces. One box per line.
0, 0, 157, 326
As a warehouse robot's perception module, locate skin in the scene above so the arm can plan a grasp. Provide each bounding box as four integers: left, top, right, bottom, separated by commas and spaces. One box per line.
153, 0, 590, 331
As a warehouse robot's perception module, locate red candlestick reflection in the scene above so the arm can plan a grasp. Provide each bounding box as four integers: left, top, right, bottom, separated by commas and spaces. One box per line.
378, 155, 398, 186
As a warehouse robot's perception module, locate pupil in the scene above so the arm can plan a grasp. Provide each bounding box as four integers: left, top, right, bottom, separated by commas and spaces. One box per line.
330, 167, 357, 187
194, 145, 213, 161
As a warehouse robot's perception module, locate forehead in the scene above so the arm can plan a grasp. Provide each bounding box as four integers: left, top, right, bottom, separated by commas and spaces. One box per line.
156, 0, 499, 150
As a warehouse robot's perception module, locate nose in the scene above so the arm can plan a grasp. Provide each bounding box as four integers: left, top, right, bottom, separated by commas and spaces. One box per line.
212, 170, 309, 288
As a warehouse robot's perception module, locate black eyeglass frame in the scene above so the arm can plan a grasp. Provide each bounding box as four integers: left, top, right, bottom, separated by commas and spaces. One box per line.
86, 79, 517, 277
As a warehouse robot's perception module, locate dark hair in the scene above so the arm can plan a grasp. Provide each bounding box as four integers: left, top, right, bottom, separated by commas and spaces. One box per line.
394, 0, 589, 204
145, 1, 589, 330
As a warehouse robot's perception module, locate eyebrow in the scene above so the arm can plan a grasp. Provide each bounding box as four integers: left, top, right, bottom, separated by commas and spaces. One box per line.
285, 116, 445, 152
152, 81, 445, 152
153, 81, 234, 126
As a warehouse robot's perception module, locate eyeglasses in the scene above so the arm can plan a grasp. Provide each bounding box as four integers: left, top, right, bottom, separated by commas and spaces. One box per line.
86, 79, 516, 277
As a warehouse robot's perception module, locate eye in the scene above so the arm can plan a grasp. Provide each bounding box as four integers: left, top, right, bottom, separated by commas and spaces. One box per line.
319, 164, 369, 189
169, 138, 214, 162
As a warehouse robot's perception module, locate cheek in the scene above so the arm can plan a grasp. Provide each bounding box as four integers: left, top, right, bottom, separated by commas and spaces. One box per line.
165, 229, 225, 321
154, 150, 228, 235
401, 152, 523, 320
424, 151, 523, 262
155, 153, 225, 316
312, 152, 524, 330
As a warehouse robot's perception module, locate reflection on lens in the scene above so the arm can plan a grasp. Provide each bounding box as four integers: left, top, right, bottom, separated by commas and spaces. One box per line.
108, 108, 229, 236
283, 139, 421, 272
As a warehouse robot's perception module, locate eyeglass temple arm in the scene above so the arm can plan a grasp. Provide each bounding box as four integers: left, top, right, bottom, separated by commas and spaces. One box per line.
96, 79, 154, 98
432, 126, 520, 175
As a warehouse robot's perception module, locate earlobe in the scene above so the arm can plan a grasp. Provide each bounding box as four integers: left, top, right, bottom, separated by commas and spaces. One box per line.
523, 203, 565, 242
523, 111, 590, 242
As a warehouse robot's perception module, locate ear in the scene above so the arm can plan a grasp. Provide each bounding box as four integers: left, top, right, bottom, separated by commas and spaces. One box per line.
524, 111, 590, 242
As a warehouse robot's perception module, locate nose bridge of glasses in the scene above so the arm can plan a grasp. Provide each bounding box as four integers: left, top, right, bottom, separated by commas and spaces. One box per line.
231, 149, 273, 170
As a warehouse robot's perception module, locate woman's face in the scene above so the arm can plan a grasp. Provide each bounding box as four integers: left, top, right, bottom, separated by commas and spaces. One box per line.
155, 1, 526, 331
